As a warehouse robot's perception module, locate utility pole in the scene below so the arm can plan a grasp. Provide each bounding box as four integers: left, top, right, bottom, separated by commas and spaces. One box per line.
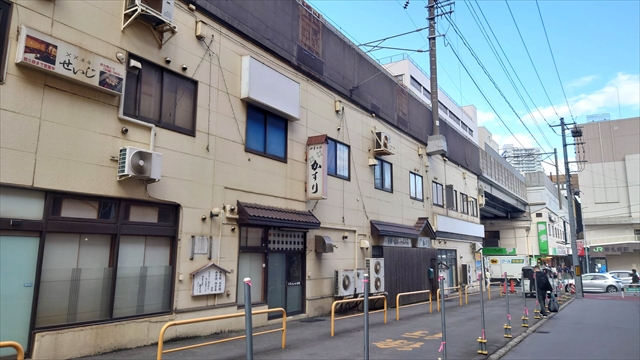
427, 0, 453, 135
553, 117, 586, 297
428, 0, 440, 135
554, 148, 562, 210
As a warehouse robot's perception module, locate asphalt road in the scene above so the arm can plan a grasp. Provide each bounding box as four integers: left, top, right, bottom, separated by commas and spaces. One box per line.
78, 288, 566, 360
501, 294, 640, 360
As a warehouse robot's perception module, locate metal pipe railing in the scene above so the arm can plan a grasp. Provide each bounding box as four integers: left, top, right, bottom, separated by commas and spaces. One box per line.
0, 341, 24, 360
157, 308, 286, 360
464, 283, 482, 305
436, 286, 463, 311
395, 290, 432, 320
487, 282, 504, 300
331, 295, 387, 337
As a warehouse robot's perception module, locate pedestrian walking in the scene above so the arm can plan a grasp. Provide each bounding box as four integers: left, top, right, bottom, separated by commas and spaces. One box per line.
631, 269, 639, 296
534, 265, 552, 317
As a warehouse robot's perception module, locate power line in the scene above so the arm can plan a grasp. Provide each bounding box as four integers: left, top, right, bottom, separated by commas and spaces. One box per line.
464, 0, 554, 151
439, 7, 546, 152
535, 0, 575, 121
504, 0, 561, 126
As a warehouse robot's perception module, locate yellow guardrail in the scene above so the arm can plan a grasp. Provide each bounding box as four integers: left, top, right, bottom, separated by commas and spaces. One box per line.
464, 283, 482, 305
395, 290, 432, 320
487, 282, 504, 300
0, 341, 25, 360
436, 286, 462, 311
331, 295, 387, 337
157, 308, 286, 360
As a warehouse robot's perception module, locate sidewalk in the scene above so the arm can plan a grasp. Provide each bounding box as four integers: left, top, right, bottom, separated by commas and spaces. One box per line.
500, 295, 640, 360
77, 290, 574, 360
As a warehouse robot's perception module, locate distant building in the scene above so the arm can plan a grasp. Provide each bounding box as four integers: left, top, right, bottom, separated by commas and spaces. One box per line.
578, 116, 640, 272
502, 145, 543, 174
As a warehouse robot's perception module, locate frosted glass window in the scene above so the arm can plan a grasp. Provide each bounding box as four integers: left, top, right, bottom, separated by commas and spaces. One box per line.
0, 186, 45, 220
113, 236, 171, 317
237, 253, 265, 304
128, 205, 159, 222
36, 233, 112, 327
50, 197, 116, 220
240, 227, 264, 247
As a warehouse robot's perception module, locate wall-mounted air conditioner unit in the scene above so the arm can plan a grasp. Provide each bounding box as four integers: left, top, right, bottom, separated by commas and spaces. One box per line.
478, 193, 486, 208
334, 269, 355, 297
117, 146, 162, 181
123, 0, 177, 47
471, 242, 483, 252
374, 131, 394, 156
548, 214, 557, 223
365, 258, 385, 294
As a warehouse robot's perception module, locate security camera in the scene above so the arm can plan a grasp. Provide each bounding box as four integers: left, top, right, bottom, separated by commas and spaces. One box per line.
182, 64, 188, 71
121, 127, 129, 134
165, 57, 171, 64
337, 126, 341, 131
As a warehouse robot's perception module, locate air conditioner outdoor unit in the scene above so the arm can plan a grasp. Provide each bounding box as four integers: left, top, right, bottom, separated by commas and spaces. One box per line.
117, 146, 162, 181
354, 269, 365, 295
365, 258, 385, 294
334, 269, 355, 297
478, 193, 486, 208
374, 131, 394, 155
471, 242, 483, 252
126, 0, 175, 24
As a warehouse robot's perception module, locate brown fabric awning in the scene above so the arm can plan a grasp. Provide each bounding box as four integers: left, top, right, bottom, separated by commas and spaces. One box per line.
370, 220, 420, 238
237, 201, 321, 229
414, 217, 436, 238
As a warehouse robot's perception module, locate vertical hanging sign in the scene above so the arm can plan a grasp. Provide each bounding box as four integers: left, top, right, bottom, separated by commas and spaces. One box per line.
537, 222, 549, 255
306, 135, 328, 200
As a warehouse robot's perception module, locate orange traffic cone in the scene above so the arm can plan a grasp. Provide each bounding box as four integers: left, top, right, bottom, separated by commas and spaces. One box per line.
570, 284, 576, 294
509, 280, 516, 294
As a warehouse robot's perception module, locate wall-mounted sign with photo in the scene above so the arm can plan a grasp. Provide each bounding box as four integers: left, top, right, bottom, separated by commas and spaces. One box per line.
16, 25, 125, 95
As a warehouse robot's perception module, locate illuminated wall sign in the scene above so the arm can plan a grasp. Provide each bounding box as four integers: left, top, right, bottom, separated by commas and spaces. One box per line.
306, 135, 328, 200
537, 222, 548, 255
16, 26, 125, 95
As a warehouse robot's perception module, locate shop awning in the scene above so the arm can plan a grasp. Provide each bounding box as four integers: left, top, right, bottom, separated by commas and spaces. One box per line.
370, 220, 420, 238
414, 217, 436, 238
237, 201, 321, 229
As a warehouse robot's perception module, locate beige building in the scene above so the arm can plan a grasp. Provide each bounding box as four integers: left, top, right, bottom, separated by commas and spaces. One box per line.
578, 117, 640, 272
0, 1, 486, 358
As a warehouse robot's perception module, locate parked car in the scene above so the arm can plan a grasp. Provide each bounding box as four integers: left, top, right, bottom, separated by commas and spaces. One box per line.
607, 270, 634, 287
581, 273, 623, 293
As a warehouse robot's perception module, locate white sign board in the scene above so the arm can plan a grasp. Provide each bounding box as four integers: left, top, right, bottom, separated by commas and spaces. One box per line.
191, 263, 228, 296
16, 26, 125, 95
416, 237, 431, 248
306, 140, 327, 200
382, 237, 412, 247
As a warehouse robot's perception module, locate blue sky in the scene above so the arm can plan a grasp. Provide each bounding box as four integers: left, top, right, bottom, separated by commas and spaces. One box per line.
307, 0, 640, 168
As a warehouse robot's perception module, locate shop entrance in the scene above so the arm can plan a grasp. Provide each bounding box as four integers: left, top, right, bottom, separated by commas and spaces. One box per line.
0, 235, 39, 356
266, 229, 305, 319
437, 249, 458, 288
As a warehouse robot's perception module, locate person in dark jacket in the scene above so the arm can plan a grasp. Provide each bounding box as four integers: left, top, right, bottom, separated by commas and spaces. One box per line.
631, 269, 639, 296
535, 265, 552, 317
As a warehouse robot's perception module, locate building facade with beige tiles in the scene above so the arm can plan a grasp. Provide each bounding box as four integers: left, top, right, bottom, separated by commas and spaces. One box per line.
0, 1, 486, 358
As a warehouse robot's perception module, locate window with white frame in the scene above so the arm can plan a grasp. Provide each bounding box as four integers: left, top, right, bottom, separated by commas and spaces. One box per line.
470, 197, 478, 216
374, 158, 393, 192
432, 181, 444, 206
327, 138, 350, 180
460, 193, 469, 214
409, 172, 423, 201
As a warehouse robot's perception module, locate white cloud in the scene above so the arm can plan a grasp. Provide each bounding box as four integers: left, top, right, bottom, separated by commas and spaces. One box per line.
527, 73, 640, 121
565, 75, 597, 91
477, 109, 496, 125
497, 133, 537, 150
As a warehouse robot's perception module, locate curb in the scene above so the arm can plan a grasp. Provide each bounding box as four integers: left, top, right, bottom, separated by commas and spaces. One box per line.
487, 297, 575, 360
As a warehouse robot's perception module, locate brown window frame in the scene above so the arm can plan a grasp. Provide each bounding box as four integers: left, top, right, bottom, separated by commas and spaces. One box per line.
0, 0, 12, 84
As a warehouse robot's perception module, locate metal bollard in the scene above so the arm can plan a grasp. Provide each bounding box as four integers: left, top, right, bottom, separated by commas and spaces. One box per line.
364, 273, 370, 360
503, 273, 512, 338
522, 279, 529, 328
243, 278, 253, 360
477, 272, 487, 355
438, 276, 448, 360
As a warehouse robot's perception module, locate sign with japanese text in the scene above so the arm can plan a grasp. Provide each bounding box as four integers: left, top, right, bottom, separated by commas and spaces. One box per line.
416, 237, 431, 248
482, 247, 517, 256
191, 263, 228, 296
16, 26, 124, 95
537, 222, 548, 255
306, 136, 328, 200
382, 237, 412, 247
576, 240, 585, 256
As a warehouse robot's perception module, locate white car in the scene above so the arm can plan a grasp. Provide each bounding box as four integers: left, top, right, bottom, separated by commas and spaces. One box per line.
607, 270, 634, 287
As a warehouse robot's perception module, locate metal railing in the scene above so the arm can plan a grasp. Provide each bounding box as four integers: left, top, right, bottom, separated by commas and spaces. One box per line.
464, 283, 482, 305
331, 295, 387, 337
436, 286, 463, 311
395, 290, 432, 321
157, 308, 286, 360
487, 282, 504, 300
0, 341, 24, 360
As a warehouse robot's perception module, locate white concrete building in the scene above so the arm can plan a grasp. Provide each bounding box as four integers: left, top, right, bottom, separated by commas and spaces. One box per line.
502, 145, 543, 174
